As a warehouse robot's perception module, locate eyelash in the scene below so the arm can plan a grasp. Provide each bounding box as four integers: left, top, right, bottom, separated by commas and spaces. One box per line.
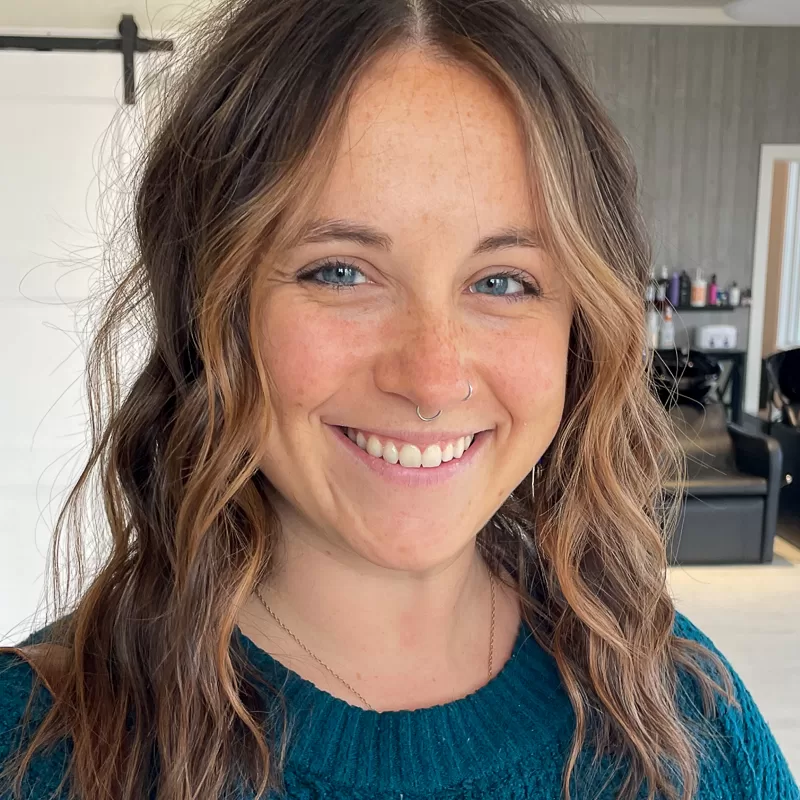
295, 258, 542, 303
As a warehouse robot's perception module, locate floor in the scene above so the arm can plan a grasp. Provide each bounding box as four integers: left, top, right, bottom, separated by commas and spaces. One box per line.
669, 530, 800, 779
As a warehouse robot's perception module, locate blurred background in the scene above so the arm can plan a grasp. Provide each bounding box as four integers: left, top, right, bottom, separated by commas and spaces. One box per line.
0, 0, 797, 777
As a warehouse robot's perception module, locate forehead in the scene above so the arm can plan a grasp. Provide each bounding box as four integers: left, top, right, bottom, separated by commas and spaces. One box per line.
313, 48, 536, 240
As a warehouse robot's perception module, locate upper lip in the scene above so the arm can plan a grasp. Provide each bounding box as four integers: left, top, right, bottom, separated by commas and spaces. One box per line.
332, 425, 485, 447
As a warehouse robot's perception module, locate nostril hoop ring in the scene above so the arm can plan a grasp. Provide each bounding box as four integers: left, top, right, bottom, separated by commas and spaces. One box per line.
415, 380, 472, 422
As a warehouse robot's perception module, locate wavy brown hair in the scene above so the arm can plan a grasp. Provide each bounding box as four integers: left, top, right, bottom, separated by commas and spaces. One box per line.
2, 0, 734, 798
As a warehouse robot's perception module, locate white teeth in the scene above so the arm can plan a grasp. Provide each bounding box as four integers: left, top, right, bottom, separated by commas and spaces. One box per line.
421, 445, 442, 468
366, 435, 383, 457
398, 444, 422, 468
344, 427, 477, 468
382, 441, 399, 464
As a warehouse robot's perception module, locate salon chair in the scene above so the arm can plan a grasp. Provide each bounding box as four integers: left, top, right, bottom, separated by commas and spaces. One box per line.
650, 349, 786, 563
762, 347, 800, 525
663, 401, 785, 564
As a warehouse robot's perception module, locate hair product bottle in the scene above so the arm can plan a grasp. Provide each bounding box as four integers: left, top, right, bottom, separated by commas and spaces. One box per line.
690, 268, 707, 307
658, 306, 675, 349
644, 270, 656, 304
668, 271, 680, 307
728, 281, 741, 307
679, 270, 691, 307
655, 265, 668, 310
708, 273, 718, 306
646, 305, 661, 349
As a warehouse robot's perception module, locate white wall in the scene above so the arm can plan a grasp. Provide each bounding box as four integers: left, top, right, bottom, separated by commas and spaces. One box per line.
0, 49, 128, 642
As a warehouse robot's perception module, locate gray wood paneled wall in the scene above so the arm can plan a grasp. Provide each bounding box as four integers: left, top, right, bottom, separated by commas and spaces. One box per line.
578, 25, 800, 290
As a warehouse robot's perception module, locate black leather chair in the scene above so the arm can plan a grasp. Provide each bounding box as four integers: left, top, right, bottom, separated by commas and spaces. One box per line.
764, 347, 800, 428
763, 348, 800, 524
664, 401, 785, 564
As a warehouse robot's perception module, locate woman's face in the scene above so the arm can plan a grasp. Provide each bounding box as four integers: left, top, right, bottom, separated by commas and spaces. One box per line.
257, 48, 574, 574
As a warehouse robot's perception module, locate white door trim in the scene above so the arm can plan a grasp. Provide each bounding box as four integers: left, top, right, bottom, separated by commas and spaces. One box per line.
745, 144, 800, 415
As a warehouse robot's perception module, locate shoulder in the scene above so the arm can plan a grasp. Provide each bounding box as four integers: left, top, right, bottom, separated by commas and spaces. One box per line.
0, 651, 60, 798
0, 647, 55, 743
671, 611, 800, 799
0, 620, 66, 723
0, 626, 69, 800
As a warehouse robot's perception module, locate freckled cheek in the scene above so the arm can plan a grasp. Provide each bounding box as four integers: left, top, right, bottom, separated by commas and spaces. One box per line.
261, 304, 372, 410
485, 338, 569, 424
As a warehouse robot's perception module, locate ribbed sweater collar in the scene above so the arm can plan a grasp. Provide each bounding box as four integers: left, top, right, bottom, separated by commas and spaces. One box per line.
234, 620, 572, 794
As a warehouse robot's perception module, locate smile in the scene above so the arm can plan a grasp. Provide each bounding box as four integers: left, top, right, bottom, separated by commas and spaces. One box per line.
342, 427, 476, 468
330, 424, 489, 487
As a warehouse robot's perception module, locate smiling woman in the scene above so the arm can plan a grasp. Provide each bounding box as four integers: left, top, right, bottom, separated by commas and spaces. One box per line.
0, 1, 797, 800
250, 51, 574, 580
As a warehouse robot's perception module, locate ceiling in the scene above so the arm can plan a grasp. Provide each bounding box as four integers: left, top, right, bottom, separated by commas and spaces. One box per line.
0, 0, 217, 32
570, 0, 723, 4
0, 0, 795, 32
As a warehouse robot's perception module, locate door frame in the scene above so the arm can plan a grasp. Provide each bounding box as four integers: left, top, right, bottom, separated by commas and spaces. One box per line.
746, 144, 800, 414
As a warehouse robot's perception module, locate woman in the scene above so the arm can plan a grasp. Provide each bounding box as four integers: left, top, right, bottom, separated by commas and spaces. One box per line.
0, 0, 796, 798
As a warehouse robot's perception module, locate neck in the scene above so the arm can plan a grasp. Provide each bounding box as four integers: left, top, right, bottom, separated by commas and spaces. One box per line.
237, 530, 517, 710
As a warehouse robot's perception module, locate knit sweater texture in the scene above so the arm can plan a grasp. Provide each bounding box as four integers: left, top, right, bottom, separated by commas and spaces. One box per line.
0, 612, 797, 799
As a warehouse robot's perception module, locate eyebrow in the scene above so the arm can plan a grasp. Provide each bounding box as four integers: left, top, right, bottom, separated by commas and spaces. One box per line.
295, 217, 542, 256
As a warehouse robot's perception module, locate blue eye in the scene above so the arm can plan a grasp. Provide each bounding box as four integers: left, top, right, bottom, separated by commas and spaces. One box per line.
298, 259, 367, 289
469, 273, 541, 301
296, 258, 541, 302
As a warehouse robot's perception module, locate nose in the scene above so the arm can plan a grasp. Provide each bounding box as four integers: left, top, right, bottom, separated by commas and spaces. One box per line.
373, 305, 472, 419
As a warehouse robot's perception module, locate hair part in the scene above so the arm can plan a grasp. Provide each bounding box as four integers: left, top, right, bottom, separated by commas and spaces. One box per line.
2, 1, 732, 798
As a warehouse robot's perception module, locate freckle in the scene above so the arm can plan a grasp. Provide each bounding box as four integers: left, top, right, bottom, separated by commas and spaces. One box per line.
356, 672, 362, 680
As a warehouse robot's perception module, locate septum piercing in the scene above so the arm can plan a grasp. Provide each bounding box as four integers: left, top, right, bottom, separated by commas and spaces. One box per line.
415, 381, 472, 422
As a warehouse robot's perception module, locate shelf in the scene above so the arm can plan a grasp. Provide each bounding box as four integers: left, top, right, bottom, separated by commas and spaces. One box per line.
646, 303, 748, 312
670, 304, 747, 312
654, 347, 745, 356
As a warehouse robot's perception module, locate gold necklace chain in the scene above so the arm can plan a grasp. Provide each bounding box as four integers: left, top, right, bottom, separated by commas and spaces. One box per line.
254, 571, 496, 712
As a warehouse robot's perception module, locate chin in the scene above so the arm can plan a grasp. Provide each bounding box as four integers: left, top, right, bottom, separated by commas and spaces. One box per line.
346, 525, 476, 574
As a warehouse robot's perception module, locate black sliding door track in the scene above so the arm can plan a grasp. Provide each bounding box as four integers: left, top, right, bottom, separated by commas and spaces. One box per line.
0, 14, 174, 104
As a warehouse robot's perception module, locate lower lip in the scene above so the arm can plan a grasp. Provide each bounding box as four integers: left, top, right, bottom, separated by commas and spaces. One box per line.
328, 425, 489, 488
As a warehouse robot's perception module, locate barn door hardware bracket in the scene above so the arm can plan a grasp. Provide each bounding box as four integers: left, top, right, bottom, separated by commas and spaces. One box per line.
0, 14, 174, 104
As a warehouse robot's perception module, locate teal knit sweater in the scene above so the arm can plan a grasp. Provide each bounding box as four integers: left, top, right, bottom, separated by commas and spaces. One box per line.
0, 612, 797, 799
